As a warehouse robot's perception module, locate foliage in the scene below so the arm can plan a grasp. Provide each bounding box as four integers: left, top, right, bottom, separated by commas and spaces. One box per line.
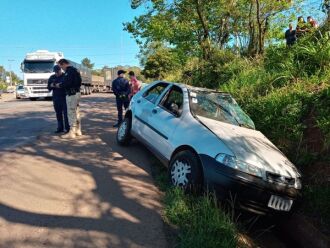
5, 71, 21, 84
0, 82, 7, 90
304, 184, 330, 228
81, 57, 94, 69
164, 188, 237, 248
126, 0, 300, 58
141, 43, 180, 79
149, 157, 238, 248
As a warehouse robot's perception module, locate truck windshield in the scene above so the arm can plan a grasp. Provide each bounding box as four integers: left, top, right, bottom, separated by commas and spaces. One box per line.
23, 61, 54, 73
190, 90, 255, 129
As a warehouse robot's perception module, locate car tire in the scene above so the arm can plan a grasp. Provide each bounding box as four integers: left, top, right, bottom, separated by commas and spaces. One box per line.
169, 150, 203, 193
117, 117, 132, 146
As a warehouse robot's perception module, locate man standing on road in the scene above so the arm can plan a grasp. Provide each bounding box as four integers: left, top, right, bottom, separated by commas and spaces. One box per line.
112, 70, 130, 128
56, 59, 82, 139
47, 65, 70, 134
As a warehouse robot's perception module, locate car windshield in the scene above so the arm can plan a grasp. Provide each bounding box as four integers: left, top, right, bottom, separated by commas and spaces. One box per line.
189, 90, 255, 129
23, 61, 54, 73
17, 86, 24, 90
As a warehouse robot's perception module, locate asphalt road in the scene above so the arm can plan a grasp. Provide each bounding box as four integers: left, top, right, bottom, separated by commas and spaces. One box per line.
0, 96, 55, 151
0, 94, 168, 248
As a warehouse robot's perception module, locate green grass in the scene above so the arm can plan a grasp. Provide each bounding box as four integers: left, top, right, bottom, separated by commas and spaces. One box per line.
303, 185, 330, 229
164, 188, 237, 248
150, 159, 238, 248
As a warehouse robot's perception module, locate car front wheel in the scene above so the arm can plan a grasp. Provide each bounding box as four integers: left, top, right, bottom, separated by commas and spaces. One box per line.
117, 117, 132, 146
169, 150, 203, 192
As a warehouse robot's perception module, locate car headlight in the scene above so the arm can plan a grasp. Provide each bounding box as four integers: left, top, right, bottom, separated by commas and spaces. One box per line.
215, 153, 263, 178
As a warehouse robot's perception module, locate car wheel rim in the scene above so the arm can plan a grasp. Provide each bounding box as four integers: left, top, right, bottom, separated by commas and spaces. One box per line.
118, 121, 127, 140
171, 160, 191, 186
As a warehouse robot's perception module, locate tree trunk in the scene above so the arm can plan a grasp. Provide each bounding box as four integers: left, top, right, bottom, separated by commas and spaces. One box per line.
256, 0, 263, 54
194, 0, 211, 60
248, 1, 258, 56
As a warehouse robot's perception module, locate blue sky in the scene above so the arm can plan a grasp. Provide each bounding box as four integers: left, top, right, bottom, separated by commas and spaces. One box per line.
0, 0, 326, 77
0, 0, 145, 76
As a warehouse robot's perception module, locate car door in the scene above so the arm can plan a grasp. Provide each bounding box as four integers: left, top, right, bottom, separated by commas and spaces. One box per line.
132, 82, 170, 142
146, 85, 185, 160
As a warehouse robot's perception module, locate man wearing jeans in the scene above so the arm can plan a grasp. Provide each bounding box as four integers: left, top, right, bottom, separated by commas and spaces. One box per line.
112, 70, 130, 127
47, 65, 70, 133
57, 59, 82, 139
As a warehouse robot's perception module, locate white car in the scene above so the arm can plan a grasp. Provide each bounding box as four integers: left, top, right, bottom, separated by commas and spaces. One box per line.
117, 81, 302, 214
16, 85, 26, 99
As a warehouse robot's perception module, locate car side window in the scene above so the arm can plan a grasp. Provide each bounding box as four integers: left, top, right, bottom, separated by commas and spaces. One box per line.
160, 86, 184, 116
143, 83, 168, 104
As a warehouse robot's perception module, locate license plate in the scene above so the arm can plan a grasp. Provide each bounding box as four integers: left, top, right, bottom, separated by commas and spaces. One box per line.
268, 195, 293, 211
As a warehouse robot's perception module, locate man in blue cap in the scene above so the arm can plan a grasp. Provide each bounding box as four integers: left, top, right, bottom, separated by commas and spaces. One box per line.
112, 69, 130, 127
47, 65, 70, 133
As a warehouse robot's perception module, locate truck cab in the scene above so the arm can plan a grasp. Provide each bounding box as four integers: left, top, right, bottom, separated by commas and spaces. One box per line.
21, 50, 64, 100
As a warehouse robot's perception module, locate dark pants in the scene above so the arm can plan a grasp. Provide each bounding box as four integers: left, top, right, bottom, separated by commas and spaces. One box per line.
116, 97, 129, 123
53, 96, 70, 131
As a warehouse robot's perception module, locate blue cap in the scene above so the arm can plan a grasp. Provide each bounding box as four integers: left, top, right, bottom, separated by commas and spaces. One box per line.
53, 65, 61, 72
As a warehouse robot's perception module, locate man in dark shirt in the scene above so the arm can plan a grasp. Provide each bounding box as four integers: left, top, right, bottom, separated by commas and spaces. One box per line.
48, 65, 70, 133
57, 59, 82, 139
285, 23, 296, 46
112, 70, 130, 127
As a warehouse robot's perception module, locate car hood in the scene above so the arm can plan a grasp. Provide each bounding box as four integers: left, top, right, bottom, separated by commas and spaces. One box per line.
197, 116, 300, 179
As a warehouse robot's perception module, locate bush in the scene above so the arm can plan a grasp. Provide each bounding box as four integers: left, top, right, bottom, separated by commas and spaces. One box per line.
164, 188, 237, 248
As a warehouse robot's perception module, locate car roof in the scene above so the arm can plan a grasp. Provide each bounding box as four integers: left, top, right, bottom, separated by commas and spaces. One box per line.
152, 81, 229, 94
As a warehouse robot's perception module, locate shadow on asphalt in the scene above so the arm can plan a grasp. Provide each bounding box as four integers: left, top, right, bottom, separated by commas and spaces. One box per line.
0, 95, 167, 248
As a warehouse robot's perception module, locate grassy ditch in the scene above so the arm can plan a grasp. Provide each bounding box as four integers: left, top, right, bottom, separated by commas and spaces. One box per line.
150, 158, 244, 248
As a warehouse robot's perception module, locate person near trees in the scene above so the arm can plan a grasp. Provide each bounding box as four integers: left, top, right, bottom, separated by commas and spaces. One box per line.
296, 16, 308, 38
128, 71, 141, 100
307, 16, 319, 29
112, 70, 130, 128
47, 65, 70, 134
285, 23, 297, 46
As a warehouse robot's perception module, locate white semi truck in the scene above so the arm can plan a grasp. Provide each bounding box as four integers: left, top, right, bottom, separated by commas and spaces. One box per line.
21, 50, 92, 100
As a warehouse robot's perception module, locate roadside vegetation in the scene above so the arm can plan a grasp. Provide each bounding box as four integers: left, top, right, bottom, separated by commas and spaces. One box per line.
127, 0, 330, 239
150, 159, 241, 248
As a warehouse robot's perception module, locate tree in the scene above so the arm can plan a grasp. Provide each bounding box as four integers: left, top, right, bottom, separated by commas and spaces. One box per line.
245, 0, 295, 56
140, 43, 179, 80
5, 71, 21, 84
323, 0, 330, 24
81, 57, 94, 69
125, 0, 297, 58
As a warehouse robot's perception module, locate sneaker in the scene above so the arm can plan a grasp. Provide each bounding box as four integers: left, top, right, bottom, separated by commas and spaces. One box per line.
54, 130, 64, 134
61, 128, 76, 139
76, 129, 82, 136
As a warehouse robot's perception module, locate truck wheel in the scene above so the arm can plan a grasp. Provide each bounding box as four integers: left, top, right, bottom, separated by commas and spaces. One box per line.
169, 150, 203, 193
117, 118, 132, 146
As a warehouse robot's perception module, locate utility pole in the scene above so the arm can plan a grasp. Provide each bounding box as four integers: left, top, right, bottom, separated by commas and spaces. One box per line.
8, 59, 15, 86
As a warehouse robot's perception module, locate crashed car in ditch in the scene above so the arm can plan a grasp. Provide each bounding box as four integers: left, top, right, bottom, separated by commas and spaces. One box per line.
117, 81, 302, 215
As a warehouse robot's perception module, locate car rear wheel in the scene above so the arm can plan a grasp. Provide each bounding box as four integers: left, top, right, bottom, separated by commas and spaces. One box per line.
169, 150, 203, 192
117, 117, 132, 146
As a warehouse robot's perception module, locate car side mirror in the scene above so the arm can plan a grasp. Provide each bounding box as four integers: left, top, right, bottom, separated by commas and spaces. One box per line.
170, 103, 181, 117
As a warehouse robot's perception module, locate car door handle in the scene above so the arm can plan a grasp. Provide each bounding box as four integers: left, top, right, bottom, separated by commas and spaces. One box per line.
137, 99, 141, 103
152, 109, 157, 114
